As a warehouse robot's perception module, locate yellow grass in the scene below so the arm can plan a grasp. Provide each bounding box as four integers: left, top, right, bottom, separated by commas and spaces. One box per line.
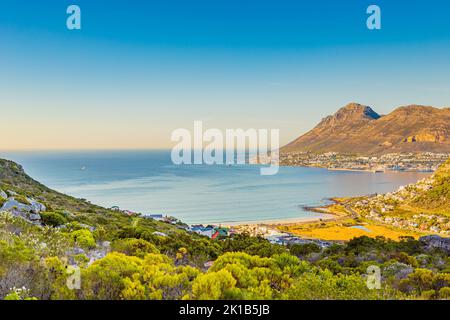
278, 199, 425, 241
282, 222, 422, 241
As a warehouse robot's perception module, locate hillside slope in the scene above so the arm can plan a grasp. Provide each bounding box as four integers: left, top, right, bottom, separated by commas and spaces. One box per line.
0, 158, 188, 236
282, 103, 450, 155
351, 157, 450, 235
412, 158, 450, 211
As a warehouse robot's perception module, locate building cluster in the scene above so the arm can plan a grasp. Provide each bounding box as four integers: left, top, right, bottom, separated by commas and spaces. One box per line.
280, 152, 449, 172
353, 177, 450, 235
189, 225, 231, 239
228, 223, 334, 248
140, 212, 334, 248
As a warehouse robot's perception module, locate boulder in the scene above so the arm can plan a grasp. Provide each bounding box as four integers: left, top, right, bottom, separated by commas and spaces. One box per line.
1, 199, 32, 213
420, 235, 450, 253
78, 223, 96, 232
101, 241, 111, 248
29, 213, 41, 221
28, 199, 46, 213
72, 247, 86, 255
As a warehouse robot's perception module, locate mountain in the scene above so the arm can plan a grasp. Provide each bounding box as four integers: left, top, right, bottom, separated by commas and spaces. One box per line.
282, 103, 450, 155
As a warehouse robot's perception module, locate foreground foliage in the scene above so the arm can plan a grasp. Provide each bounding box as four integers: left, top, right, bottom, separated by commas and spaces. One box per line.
1, 212, 450, 300
1, 158, 449, 300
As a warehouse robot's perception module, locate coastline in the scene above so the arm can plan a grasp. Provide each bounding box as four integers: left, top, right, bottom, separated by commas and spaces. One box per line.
218, 212, 337, 228
217, 199, 344, 228
281, 163, 435, 174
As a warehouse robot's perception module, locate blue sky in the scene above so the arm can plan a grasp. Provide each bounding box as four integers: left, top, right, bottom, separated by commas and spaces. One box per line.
1, 0, 450, 149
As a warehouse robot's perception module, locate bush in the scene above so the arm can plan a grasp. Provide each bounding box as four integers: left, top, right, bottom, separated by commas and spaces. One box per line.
112, 238, 159, 258
438, 287, 450, 299
71, 229, 96, 249
221, 234, 285, 257
285, 269, 384, 300
40, 212, 67, 227
290, 243, 321, 256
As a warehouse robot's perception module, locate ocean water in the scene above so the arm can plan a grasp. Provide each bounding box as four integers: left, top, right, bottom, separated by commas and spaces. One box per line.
1, 150, 431, 224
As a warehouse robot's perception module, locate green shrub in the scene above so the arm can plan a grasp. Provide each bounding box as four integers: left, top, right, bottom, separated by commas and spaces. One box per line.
289, 243, 321, 256
438, 287, 450, 299
71, 229, 96, 249
112, 238, 159, 258
40, 212, 67, 227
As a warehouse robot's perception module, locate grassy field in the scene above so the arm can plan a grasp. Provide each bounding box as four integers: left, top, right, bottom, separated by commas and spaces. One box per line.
280, 221, 422, 241
277, 203, 424, 241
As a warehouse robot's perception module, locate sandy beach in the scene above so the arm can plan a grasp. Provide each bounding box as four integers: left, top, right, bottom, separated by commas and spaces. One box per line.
217, 213, 337, 227
216, 202, 341, 228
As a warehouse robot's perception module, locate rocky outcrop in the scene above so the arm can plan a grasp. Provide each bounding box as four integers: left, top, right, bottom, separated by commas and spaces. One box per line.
0, 196, 46, 225
419, 235, 450, 253
28, 199, 46, 213
1, 198, 32, 212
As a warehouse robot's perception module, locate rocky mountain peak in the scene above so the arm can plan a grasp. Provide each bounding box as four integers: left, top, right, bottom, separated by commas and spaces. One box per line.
317, 103, 380, 129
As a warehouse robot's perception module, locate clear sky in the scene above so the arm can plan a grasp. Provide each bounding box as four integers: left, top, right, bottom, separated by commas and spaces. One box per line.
1, 0, 450, 150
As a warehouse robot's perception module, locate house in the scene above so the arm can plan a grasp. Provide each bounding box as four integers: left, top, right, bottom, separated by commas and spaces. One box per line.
143, 214, 164, 221
122, 210, 135, 216
190, 225, 216, 238
198, 228, 215, 238
211, 231, 220, 240
164, 216, 179, 224
214, 227, 229, 238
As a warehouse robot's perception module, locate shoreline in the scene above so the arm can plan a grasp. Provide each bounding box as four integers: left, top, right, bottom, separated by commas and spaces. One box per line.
215, 199, 343, 228
217, 212, 337, 228
280, 163, 435, 173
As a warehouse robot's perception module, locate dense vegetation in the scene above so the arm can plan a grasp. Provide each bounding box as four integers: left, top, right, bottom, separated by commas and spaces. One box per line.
1, 211, 450, 300
1, 159, 450, 300
413, 158, 450, 211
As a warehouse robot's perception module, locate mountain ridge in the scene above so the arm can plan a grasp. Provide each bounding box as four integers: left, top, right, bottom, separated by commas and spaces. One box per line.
282, 103, 450, 155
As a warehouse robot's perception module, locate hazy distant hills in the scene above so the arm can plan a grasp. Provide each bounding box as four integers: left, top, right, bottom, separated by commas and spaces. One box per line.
282, 103, 450, 155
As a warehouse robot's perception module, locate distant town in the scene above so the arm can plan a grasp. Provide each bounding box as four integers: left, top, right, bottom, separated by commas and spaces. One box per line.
279, 152, 450, 173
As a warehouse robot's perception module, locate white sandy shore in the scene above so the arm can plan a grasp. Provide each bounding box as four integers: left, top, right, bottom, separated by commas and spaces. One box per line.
213, 212, 337, 228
